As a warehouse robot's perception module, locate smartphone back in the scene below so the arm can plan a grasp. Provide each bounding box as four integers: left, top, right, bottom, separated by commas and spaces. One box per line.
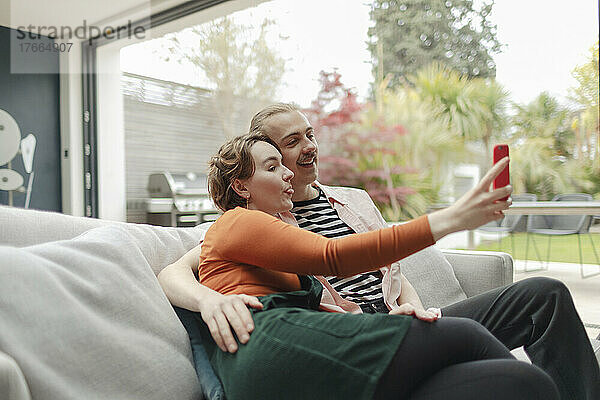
493, 145, 509, 200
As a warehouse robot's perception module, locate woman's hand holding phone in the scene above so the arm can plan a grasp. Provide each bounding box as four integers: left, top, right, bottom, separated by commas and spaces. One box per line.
428, 157, 512, 241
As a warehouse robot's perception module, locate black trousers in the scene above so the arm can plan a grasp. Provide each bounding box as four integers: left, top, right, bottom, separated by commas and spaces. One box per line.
440, 277, 600, 400
374, 317, 559, 400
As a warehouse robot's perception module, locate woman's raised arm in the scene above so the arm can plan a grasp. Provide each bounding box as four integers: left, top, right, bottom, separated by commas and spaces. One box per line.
211, 158, 512, 278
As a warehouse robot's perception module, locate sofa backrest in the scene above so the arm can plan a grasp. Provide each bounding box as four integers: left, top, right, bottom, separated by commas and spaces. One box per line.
0, 206, 209, 275
0, 206, 117, 247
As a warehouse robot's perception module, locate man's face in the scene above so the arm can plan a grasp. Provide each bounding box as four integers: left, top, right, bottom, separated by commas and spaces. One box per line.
262, 111, 319, 191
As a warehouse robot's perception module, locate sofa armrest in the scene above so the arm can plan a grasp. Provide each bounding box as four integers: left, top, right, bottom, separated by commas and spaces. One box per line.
0, 352, 31, 400
441, 250, 514, 297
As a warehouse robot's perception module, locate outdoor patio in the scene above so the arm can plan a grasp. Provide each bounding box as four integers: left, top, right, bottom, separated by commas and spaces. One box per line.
437, 229, 600, 342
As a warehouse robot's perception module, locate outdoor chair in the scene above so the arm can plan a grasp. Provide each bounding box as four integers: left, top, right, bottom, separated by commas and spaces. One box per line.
477, 193, 537, 257
526, 193, 600, 278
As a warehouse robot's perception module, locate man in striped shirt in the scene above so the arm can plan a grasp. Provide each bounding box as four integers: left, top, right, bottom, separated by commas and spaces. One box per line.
159, 103, 599, 399
245, 104, 598, 398
292, 187, 390, 313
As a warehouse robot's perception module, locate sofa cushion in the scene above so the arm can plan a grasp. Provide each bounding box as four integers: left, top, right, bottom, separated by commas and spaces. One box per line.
0, 205, 114, 247
0, 225, 203, 400
174, 307, 225, 400
0, 206, 207, 274
0, 351, 31, 400
398, 246, 468, 309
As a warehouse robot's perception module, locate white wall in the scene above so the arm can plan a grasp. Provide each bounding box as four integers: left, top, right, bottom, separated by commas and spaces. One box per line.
58, 40, 84, 216
96, 43, 127, 221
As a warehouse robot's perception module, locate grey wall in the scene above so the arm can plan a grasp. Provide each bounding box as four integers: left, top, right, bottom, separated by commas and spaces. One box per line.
122, 73, 258, 223
0, 25, 61, 212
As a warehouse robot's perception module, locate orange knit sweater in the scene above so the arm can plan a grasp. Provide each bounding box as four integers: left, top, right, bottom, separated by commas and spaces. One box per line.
198, 207, 435, 297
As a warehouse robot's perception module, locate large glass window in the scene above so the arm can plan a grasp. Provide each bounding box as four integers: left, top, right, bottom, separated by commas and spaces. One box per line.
119, 0, 598, 222
98, 0, 600, 336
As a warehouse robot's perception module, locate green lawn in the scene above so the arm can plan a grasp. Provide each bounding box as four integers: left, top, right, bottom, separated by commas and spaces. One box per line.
470, 232, 600, 264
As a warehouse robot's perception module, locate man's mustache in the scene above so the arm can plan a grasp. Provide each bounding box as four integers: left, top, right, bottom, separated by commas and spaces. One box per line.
299, 152, 317, 163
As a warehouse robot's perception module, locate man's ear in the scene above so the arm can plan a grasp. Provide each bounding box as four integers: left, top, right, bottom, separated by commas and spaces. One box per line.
231, 179, 250, 199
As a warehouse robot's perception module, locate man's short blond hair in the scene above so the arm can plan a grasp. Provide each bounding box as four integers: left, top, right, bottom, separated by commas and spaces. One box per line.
249, 103, 300, 135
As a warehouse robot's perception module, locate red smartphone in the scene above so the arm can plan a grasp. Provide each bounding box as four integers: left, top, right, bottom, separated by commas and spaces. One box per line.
493, 144, 510, 201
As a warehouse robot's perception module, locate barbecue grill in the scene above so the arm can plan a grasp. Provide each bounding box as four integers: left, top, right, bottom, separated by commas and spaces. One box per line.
146, 172, 219, 227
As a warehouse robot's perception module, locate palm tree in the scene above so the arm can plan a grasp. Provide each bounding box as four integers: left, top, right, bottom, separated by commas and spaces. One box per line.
411, 63, 483, 141
512, 93, 572, 147
509, 93, 591, 198
411, 63, 509, 166
468, 79, 510, 166
357, 80, 472, 219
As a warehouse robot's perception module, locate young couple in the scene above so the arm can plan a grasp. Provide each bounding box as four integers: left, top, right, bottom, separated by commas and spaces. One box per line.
158, 104, 599, 400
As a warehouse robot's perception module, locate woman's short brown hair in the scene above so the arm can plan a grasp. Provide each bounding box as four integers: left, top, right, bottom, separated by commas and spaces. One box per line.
208, 133, 281, 212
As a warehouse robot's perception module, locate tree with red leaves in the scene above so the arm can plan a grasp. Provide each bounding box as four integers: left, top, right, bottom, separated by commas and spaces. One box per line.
303, 70, 426, 220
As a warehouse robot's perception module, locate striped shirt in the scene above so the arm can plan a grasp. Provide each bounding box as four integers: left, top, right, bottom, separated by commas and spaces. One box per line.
291, 187, 385, 308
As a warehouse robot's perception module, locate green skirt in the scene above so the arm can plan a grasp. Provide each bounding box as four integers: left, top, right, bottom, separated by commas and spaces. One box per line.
200, 276, 412, 400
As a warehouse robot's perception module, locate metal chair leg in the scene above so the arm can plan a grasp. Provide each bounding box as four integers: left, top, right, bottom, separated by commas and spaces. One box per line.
525, 233, 530, 271
545, 236, 552, 270
581, 233, 600, 278
510, 233, 515, 259
526, 234, 545, 272
530, 234, 542, 268
578, 234, 584, 278
589, 233, 600, 264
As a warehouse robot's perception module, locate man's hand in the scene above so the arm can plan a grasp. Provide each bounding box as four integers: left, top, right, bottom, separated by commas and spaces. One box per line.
199, 292, 263, 353
390, 302, 439, 322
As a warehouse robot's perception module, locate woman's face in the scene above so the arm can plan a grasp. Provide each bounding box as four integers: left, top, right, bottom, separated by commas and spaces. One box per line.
239, 141, 295, 215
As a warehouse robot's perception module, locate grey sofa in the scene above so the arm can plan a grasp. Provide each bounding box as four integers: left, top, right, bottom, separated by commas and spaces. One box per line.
0, 204, 570, 400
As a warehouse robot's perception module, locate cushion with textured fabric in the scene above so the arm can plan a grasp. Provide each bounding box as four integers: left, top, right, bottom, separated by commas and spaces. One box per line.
174, 307, 225, 400
0, 225, 202, 400
399, 246, 468, 309
0, 351, 31, 400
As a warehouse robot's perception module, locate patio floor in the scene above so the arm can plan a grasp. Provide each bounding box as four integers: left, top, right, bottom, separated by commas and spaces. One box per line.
436, 227, 600, 341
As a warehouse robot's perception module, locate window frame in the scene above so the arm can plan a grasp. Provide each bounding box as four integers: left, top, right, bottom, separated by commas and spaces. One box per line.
80, 0, 231, 217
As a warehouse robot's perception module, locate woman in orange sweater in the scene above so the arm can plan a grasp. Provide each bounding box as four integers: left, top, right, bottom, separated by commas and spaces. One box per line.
186, 133, 558, 400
